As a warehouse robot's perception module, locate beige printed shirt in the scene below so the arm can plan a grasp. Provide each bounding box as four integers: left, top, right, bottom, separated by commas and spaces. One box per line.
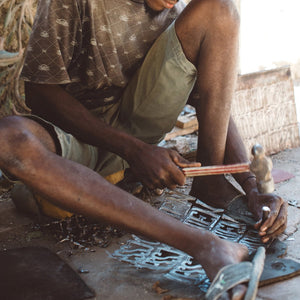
21, 0, 185, 108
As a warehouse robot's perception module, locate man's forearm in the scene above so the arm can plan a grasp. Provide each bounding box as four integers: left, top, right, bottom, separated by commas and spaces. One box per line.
25, 82, 145, 162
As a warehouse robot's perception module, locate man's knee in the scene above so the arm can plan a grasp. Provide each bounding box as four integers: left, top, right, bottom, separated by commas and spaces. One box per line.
179, 0, 240, 32
0, 116, 35, 158
0, 116, 31, 173
0, 115, 55, 159
0, 115, 56, 154
211, 0, 240, 30
0, 116, 28, 145
176, 0, 240, 64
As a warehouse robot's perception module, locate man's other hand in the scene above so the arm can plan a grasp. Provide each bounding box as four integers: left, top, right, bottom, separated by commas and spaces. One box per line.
247, 189, 288, 243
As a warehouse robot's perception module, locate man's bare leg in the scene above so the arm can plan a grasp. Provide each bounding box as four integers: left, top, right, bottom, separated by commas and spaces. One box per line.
175, 0, 244, 206
0, 116, 248, 293
174, 2, 249, 297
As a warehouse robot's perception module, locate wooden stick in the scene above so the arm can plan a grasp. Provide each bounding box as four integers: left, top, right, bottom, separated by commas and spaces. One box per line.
182, 163, 250, 177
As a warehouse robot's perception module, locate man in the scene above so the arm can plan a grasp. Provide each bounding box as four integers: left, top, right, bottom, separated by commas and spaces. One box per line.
0, 0, 287, 298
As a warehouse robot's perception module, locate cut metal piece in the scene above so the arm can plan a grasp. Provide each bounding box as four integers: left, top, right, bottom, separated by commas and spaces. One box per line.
183, 206, 221, 230
212, 219, 247, 242
113, 193, 269, 292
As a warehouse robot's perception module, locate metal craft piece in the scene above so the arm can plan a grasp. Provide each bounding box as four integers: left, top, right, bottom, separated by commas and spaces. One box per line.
165, 257, 208, 286
212, 219, 247, 242
159, 197, 192, 221
239, 229, 267, 254
113, 235, 159, 267
113, 235, 188, 271
113, 193, 268, 292
184, 207, 221, 230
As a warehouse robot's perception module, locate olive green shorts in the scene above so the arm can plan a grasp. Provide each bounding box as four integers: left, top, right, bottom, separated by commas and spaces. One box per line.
33, 21, 197, 177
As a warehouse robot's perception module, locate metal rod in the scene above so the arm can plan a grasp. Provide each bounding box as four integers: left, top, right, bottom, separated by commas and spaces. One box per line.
262, 206, 271, 223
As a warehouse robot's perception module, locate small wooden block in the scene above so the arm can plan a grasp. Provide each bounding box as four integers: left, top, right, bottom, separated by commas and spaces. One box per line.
165, 124, 198, 140
176, 114, 198, 129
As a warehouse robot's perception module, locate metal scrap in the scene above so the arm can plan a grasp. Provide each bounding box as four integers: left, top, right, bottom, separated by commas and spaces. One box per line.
35, 215, 124, 249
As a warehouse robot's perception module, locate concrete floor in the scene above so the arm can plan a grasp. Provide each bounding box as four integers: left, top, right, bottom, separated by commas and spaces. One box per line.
1, 147, 300, 300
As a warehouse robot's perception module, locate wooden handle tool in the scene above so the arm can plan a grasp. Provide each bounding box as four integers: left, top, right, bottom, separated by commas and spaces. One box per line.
182, 163, 250, 177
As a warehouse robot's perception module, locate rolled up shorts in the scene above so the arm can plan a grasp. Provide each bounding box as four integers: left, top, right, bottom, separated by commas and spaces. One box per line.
27, 21, 197, 177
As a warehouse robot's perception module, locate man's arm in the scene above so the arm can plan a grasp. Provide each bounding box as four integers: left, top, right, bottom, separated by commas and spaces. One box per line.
25, 82, 200, 189
25, 82, 144, 161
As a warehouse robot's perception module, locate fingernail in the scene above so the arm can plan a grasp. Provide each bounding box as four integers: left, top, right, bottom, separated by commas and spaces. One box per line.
154, 188, 164, 196
262, 237, 270, 243
261, 227, 267, 232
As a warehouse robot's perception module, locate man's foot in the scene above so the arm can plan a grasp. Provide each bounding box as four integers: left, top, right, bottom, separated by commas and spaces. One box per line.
11, 183, 41, 217
190, 174, 241, 209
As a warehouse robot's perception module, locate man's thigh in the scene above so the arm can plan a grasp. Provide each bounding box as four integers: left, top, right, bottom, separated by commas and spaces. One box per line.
0, 115, 90, 181
116, 21, 197, 145
96, 21, 198, 176
27, 115, 99, 171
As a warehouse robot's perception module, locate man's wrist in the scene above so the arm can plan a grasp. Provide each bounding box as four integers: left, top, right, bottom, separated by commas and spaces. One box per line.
241, 175, 256, 187
240, 174, 258, 195
123, 138, 149, 164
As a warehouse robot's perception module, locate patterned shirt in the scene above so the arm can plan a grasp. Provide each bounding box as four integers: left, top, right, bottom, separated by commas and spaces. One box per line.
21, 0, 185, 109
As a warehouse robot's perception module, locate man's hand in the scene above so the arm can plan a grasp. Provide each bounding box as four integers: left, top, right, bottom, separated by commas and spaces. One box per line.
247, 189, 288, 243
128, 144, 201, 190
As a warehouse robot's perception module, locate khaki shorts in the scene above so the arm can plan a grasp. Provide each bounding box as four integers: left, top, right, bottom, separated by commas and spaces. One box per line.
30, 22, 197, 177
